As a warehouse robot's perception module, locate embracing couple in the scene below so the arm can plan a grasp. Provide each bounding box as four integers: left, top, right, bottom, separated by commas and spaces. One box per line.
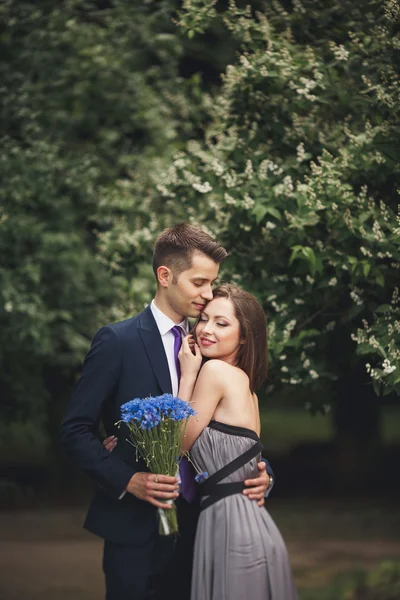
60, 223, 298, 600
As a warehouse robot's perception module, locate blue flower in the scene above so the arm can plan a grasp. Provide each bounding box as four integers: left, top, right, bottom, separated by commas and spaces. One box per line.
195, 471, 209, 484
120, 394, 196, 429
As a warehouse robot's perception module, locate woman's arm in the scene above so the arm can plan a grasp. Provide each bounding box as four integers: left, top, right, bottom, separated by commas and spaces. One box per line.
180, 360, 225, 452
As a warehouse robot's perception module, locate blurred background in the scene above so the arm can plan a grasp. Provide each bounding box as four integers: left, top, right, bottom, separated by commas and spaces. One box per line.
0, 1, 399, 599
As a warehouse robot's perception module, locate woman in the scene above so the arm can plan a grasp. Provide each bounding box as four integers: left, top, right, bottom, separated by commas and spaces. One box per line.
178, 284, 298, 600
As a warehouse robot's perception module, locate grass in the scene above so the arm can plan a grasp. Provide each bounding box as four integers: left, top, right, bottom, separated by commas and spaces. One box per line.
259, 405, 400, 455
0, 501, 399, 600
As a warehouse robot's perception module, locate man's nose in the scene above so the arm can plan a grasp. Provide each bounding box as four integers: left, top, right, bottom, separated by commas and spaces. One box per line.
201, 285, 213, 301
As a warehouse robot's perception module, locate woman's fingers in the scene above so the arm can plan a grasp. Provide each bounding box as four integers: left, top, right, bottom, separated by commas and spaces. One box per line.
103, 436, 117, 452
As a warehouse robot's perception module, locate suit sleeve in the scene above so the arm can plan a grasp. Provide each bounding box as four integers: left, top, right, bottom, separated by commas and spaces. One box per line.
60, 325, 136, 499
263, 457, 275, 497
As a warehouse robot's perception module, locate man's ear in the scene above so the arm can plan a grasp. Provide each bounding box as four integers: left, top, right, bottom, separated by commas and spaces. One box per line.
157, 265, 172, 287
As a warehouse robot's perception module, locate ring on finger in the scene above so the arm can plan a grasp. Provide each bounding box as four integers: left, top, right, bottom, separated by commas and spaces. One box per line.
155, 474, 159, 484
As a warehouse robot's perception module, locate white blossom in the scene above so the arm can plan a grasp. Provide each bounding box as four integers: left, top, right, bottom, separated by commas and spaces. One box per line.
242, 194, 255, 210
239, 55, 252, 69
224, 192, 237, 205
360, 246, 373, 257
372, 220, 384, 242
286, 319, 297, 331
192, 181, 212, 194
296, 142, 306, 163
382, 359, 396, 374
245, 160, 254, 178
265, 221, 276, 230
332, 44, 350, 61
350, 290, 363, 306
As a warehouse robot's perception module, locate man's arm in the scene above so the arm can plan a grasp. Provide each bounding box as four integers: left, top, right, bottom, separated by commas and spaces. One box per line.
60, 325, 136, 499
263, 457, 275, 496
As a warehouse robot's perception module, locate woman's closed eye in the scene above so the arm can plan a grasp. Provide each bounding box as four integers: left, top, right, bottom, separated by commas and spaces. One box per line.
200, 317, 228, 327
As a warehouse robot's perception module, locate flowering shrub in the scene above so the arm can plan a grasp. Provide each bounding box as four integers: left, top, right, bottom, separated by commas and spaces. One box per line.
99, 0, 400, 401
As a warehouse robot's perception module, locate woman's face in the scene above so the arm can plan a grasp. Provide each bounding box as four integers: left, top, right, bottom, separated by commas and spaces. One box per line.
195, 297, 241, 364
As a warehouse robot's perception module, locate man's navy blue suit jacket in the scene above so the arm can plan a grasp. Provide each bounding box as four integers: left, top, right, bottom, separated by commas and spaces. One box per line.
60, 305, 274, 546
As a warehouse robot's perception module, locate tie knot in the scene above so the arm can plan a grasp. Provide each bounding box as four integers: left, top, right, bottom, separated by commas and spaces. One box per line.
171, 325, 183, 340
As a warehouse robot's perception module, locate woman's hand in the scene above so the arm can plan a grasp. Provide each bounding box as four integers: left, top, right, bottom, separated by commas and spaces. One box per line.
178, 335, 202, 380
103, 435, 117, 452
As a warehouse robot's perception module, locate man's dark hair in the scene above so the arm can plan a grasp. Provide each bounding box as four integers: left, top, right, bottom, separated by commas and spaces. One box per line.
152, 223, 228, 279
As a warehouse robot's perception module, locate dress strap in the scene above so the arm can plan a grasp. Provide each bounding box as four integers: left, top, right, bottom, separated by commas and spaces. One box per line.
199, 439, 264, 511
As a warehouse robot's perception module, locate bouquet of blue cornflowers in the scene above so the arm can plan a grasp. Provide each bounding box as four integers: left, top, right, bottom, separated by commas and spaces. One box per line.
118, 394, 196, 536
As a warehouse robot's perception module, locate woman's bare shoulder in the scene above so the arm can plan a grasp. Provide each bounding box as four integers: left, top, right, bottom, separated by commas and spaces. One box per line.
201, 360, 249, 386
200, 359, 231, 376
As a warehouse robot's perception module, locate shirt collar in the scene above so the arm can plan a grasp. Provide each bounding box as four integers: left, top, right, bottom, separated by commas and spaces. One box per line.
150, 300, 188, 336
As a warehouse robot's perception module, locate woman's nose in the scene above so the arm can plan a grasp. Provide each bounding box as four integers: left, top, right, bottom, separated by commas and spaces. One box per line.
202, 322, 213, 334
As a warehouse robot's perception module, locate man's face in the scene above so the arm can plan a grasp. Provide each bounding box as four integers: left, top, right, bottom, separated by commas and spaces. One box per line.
166, 252, 219, 319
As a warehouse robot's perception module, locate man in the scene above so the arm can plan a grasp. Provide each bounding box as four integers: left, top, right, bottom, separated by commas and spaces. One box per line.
60, 223, 273, 600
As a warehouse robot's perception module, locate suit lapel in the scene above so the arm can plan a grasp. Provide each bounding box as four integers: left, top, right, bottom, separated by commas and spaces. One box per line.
138, 306, 172, 394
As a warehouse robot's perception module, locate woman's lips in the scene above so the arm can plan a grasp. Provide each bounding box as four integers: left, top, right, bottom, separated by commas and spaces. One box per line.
200, 337, 216, 347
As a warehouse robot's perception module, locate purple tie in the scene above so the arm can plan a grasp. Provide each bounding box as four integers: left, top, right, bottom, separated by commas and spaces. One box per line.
171, 326, 182, 381
171, 325, 197, 503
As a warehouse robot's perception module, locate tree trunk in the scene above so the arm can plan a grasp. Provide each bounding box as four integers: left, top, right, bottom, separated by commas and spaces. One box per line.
333, 367, 382, 492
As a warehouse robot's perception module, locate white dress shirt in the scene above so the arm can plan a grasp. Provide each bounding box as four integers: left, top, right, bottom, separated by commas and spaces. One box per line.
150, 300, 188, 396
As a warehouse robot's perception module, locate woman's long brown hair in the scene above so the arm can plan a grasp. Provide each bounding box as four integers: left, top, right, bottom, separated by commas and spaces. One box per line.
193, 284, 268, 393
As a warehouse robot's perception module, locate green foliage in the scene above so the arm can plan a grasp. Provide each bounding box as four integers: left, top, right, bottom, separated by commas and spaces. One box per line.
0, 136, 113, 420
301, 561, 400, 600
0, 0, 201, 421
2, 0, 400, 427
104, 0, 399, 402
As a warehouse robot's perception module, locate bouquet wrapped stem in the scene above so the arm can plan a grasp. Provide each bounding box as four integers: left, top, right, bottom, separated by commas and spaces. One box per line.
118, 394, 196, 536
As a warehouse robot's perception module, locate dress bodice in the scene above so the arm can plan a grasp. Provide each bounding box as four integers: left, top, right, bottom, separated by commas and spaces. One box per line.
190, 420, 263, 487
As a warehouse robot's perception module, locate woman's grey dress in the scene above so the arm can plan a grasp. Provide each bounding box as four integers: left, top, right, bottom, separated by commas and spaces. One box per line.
189, 421, 298, 600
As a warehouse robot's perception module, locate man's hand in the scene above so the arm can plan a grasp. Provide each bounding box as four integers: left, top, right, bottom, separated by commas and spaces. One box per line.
126, 472, 180, 509
242, 461, 269, 507
103, 438, 180, 508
